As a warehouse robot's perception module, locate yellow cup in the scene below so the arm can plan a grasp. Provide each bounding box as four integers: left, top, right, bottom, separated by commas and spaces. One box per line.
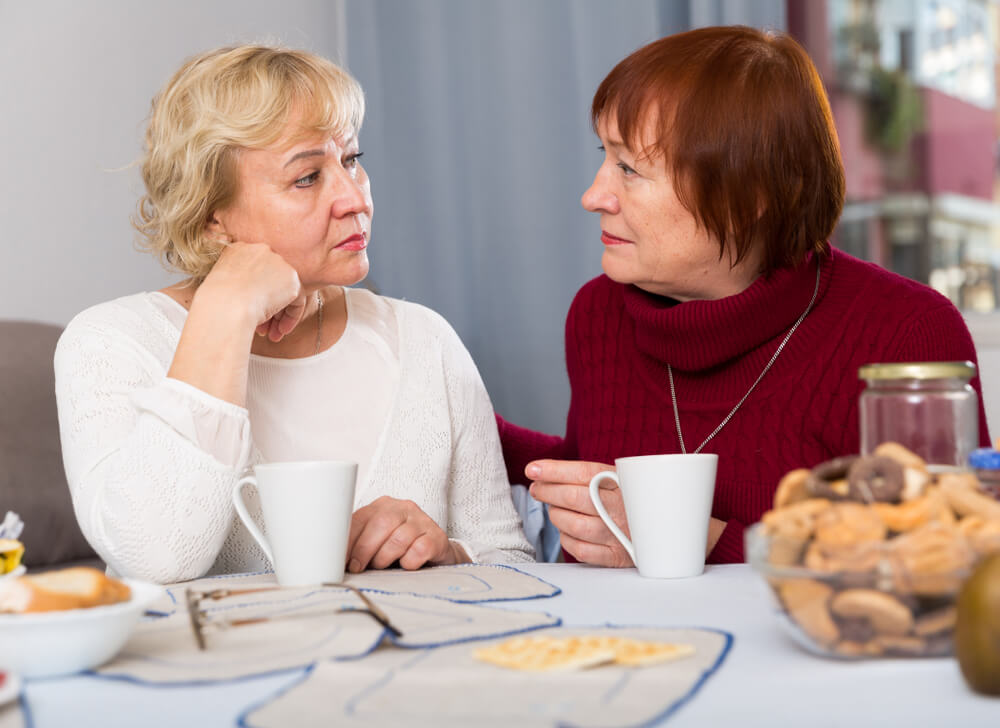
0, 538, 24, 574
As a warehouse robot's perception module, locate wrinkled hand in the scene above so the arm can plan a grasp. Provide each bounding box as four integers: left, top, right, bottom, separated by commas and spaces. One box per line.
526, 459, 634, 568
346, 496, 468, 572
199, 241, 308, 342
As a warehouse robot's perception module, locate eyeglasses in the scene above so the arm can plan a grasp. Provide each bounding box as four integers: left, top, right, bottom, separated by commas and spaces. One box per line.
185, 582, 402, 650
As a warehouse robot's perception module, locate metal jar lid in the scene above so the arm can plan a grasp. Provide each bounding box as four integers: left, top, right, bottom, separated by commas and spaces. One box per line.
857, 361, 977, 381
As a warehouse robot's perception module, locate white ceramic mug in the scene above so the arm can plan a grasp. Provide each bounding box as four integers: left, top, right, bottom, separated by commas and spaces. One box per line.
233, 460, 358, 586
589, 453, 718, 578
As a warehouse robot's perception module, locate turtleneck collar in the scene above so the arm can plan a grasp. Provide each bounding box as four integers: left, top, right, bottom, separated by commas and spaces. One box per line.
622, 251, 831, 372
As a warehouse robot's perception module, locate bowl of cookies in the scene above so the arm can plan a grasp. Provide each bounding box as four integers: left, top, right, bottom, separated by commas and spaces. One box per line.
746, 442, 1000, 659
0, 566, 163, 677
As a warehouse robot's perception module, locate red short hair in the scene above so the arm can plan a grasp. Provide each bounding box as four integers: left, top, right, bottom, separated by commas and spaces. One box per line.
592, 26, 845, 276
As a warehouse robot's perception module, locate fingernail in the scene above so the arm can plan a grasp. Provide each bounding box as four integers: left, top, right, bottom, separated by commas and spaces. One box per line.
526, 464, 541, 478
349, 559, 361, 573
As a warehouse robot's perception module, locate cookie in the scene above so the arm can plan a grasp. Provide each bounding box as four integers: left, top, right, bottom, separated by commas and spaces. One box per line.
829, 589, 914, 636
777, 578, 839, 647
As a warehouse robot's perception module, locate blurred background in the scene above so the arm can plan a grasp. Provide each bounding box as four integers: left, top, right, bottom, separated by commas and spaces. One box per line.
2, 0, 998, 437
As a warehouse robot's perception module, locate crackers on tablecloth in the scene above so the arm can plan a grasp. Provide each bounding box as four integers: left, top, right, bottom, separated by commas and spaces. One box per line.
473, 634, 695, 672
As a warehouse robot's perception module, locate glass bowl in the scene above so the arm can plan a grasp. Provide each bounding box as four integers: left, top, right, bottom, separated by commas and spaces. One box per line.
745, 522, 972, 659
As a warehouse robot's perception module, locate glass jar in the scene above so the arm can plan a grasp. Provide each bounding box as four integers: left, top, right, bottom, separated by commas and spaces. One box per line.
858, 361, 978, 470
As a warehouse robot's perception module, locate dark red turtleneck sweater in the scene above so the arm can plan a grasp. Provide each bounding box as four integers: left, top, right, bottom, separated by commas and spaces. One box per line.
498, 248, 990, 564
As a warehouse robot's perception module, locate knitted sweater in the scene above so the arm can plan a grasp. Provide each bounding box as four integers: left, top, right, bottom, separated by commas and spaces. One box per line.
55, 288, 534, 584
498, 248, 989, 564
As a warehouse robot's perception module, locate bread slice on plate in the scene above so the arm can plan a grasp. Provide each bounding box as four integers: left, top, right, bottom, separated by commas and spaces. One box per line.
0, 567, 131, 613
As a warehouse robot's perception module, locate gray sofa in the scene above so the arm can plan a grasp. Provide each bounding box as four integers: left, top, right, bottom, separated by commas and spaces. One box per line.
0, 320, 101, 570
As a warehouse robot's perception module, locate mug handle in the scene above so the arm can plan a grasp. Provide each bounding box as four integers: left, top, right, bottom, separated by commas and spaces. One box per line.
232, 475, 274, 564
588, 471, 635, 563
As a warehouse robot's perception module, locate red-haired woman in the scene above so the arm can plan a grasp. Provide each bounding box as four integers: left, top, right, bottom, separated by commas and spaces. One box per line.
498, 26, 990, 566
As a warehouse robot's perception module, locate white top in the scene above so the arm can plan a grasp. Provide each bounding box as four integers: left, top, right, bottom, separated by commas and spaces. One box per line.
54, 287, 534, 583
145, 289, 397, 491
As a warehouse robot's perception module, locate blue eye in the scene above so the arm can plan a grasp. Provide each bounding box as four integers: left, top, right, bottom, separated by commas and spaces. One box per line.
295, 171, 320, 187
617, 161, 637, 176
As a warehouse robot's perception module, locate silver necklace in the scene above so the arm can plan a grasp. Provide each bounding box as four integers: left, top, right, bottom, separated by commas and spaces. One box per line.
314, 291, 324, 354
668, 260, 821, 454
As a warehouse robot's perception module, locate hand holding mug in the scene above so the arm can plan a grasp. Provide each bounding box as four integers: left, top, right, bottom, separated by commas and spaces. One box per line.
526, 459, 634, 567
588, 454, 718, 579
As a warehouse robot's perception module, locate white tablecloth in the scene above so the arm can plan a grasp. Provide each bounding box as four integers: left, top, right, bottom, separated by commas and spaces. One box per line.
21, 563, 999, 727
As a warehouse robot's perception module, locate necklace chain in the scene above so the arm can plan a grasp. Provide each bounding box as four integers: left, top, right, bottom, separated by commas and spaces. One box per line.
668, 260, 821, 454
314, 291, 324, 355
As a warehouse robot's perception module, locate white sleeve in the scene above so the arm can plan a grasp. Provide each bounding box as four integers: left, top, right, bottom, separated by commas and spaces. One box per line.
434, 317, 535, 564
54, 312, 252, 583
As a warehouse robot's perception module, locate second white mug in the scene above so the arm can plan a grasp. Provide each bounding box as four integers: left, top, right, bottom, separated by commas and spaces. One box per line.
589, 453, 718, 579
232, 460, 358, 587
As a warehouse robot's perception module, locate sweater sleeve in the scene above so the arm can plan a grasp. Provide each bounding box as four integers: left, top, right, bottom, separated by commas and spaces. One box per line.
54, 309, 251, 583
432, 320, 535, 564
495, 414, 568, 486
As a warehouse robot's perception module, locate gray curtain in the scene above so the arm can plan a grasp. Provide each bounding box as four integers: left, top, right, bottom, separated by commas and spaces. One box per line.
345, 0, 786, 435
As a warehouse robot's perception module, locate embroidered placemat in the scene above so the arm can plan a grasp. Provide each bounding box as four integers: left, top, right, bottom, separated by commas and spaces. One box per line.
242, 626, 733, 728
97, 582, 560, 684
346, 563, 561, 603
144, 564, 560, 618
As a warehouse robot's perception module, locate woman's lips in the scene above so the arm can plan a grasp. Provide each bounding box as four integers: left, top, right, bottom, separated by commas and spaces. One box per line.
601, 231, 633, 246
336, 233, 367, 251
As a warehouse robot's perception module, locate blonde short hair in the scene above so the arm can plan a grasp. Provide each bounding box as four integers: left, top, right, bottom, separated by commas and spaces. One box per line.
134, 45, 365, 281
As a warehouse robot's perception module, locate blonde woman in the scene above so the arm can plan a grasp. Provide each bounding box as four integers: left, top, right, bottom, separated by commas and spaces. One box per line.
55, 45, 533, 584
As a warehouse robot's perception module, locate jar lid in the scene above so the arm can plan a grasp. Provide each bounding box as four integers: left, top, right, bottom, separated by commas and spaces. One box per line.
969, 448, 1000, 470
857, 361, 976, 381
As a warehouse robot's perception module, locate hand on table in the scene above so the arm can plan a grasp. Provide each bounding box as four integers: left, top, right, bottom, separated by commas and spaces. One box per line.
346, 496, 468, 573
526, 459, 635, 568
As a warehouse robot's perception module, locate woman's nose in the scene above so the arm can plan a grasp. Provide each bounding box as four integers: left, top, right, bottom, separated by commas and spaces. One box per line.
581, 170, 619, 214
330, 171, 371, 219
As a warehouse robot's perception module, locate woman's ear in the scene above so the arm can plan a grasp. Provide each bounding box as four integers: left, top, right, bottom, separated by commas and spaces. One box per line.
204, 212, 228, 241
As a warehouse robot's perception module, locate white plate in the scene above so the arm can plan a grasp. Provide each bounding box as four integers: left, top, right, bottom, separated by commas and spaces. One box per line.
0, 671, 21, 707
0, 579, 163, 678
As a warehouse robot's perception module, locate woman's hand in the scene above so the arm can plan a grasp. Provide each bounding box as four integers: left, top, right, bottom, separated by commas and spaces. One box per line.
526, 459, 635, 567
168, 241, 309, 406
527, 459, 729, 565
346, 496, 468, 572
196, 241, 308, 341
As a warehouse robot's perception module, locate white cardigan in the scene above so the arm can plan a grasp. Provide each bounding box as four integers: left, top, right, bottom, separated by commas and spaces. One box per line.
54, 288, 533, 583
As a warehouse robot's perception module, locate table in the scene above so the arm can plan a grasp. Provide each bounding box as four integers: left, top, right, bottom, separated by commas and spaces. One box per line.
19, 563, 999, 727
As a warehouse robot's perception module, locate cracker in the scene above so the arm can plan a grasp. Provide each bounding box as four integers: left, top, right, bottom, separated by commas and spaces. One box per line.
608, 638, 697, 667
473, 635, 696, 672
474, 636, 616, 672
